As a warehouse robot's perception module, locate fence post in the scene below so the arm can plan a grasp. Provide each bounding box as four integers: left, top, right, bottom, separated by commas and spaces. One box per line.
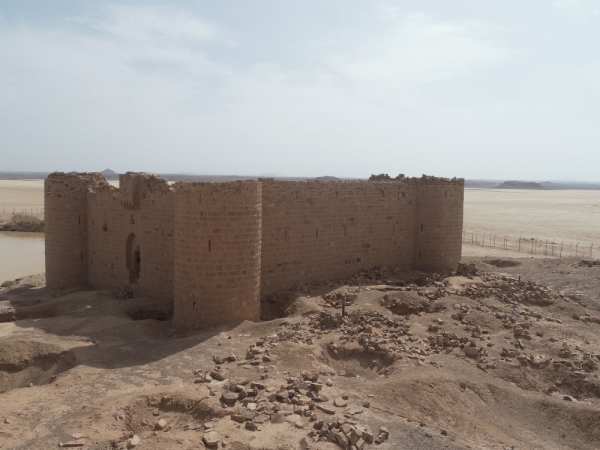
471, 231, 474, 245
560, 241, 564, 258
518, 237, 522, 252
575, 242, 579, 257
482, 233, 485, 247
551, 240, 555, 256
591, 244, 594, 259
493, 234, 496, 248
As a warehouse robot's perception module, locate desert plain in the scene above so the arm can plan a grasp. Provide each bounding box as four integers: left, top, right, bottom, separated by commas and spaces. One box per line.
0, 180, 599, 450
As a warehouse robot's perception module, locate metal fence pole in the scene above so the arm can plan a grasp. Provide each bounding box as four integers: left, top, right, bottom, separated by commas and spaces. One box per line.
560, 241, 564, 258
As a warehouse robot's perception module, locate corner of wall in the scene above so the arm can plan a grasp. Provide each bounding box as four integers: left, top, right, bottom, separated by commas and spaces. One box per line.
413, 176, 464, 272
45, 172, 107, 289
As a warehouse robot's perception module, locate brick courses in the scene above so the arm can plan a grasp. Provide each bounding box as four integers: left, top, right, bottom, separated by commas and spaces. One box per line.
44, 172, 464, 328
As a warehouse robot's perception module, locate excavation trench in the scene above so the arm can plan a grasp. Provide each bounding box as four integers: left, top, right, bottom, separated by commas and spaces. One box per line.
0, 340, 76, 393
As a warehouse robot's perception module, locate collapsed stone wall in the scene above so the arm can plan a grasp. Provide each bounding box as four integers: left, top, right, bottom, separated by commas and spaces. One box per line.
87, 173, 175, 300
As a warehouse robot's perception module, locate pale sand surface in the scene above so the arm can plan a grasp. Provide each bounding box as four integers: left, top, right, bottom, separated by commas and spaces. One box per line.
460, 242, 555, 259
464, 188, 600, 245
0, 180, 45, 221
0, 179, 118, 222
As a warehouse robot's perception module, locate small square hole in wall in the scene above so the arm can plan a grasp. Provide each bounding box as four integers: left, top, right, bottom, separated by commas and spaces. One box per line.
103, 223, 108, 232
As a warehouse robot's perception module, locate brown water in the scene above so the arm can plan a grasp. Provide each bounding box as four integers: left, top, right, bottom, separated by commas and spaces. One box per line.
0, 232, 45, 281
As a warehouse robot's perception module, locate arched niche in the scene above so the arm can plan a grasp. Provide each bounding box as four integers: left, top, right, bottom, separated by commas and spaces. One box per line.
126, 233, 140, 284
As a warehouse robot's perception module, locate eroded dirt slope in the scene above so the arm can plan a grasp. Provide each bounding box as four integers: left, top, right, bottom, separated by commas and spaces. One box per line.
0, 260, 599, 450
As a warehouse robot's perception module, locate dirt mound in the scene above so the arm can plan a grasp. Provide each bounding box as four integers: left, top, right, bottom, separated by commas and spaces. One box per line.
325, 344, 395, 380
1, 262, 600, 449
380, 292, 444, 316
0, 340, 76, 392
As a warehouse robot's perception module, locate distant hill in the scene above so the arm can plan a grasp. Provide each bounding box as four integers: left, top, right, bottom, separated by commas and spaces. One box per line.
465, 180, 502, 189
100, 169, 119, 180
315, 176, 341, 181
496, 181, 549, 190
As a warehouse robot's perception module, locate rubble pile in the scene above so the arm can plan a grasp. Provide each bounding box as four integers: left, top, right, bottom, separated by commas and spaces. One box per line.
322, 292, 357, 309
380, 292, 446, 314
203, 353, 381, 450
407, 272, 444, 287
462, 274, 559, 306
345, 266, 401, 286
457, 262, 478, 278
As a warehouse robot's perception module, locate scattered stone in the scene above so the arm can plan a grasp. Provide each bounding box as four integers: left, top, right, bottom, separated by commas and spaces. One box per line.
317, 405, 335, 415
334, 397, 348, 407
127, 435, 140, 448
221, 392, 238, 406
286, 414, 301, 424
155, 419, 168, 430
59, 440, 85, 448
203, 431, 222, 447
270, 413, 285, 424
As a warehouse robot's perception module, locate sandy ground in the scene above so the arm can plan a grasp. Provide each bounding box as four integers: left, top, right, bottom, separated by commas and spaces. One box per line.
0, 180, 45, 223
0, 180, 118, 223
0, 258, 599, 450
464, 189, 600, 245
1, 182, 599, 448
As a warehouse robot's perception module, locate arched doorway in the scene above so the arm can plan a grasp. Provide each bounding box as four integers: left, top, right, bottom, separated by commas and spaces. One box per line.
126, 233, 140, 284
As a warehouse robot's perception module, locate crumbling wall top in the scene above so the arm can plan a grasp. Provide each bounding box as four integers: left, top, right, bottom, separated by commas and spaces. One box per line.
47, 171, 108, 184
368, 174, 464, 185
118, 172, 172, 209
46, 172, 109, 192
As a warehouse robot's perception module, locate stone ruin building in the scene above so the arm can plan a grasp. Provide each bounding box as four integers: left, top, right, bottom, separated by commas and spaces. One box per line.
44, 172, 464, 329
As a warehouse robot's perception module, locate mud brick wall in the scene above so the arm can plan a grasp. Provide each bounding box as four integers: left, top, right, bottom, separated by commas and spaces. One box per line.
173, 181, 262, 328
45, 171, 463, 329
259, 180, 417, 297
86, 174, 175, 299
44, 173, 105, 289
414, 179, 464, 271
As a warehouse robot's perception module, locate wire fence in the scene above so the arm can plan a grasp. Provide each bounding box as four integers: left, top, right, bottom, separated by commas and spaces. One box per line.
0, 206, 45, 216
463, 228, 597, 260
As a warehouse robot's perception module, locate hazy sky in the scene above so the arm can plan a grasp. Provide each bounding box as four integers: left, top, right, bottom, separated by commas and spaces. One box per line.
1, 1, 599, 180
